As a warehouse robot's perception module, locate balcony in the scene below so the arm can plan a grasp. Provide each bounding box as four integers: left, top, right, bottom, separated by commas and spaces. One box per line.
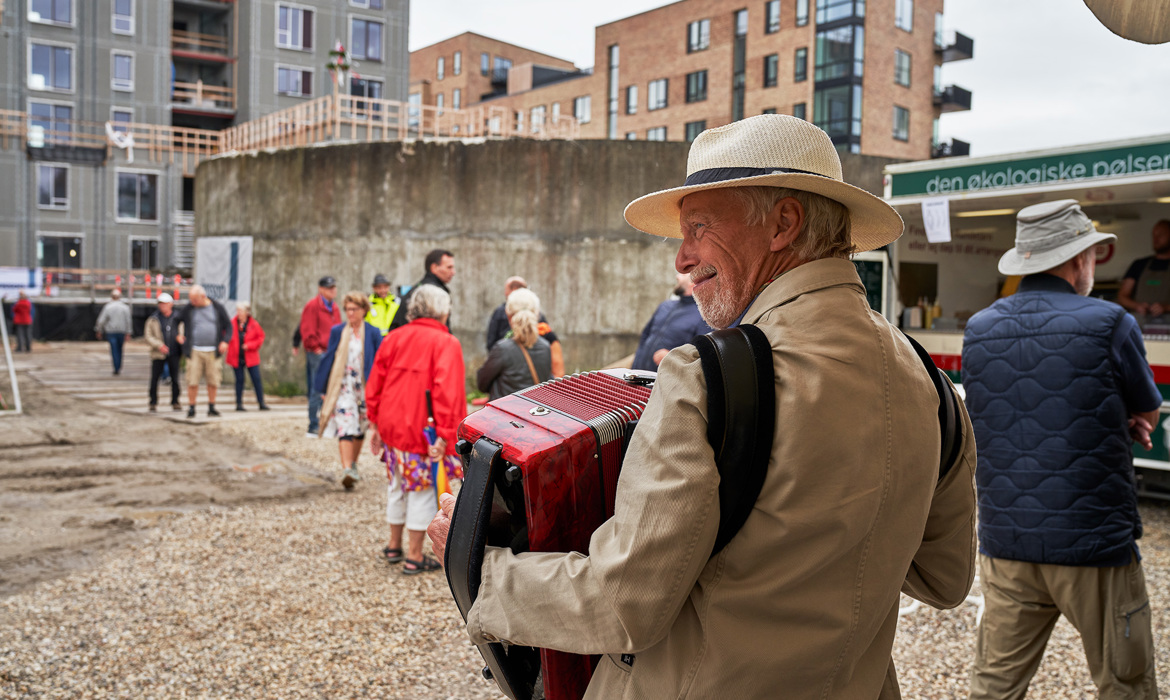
172, 80, 236, 114
934, 31, 974, 63
172, 29, 233, 62
933, 84, 972, 113
931, 138, 970, 159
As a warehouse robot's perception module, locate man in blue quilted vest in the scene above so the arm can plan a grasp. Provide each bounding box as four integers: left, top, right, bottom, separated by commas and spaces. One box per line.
963, 199, 1161, 699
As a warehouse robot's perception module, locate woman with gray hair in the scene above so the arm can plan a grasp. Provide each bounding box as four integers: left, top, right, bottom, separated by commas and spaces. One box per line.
366, 284, 466, 574
225, 301, 269, 411
476, 287, 553, 401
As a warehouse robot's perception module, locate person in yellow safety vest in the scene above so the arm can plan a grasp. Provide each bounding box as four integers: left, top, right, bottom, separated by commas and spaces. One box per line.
366, 274, 400, 336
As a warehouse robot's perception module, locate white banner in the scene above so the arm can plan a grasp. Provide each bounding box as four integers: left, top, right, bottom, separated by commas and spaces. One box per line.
0, 267, 44, 299
194, 237, 253, 316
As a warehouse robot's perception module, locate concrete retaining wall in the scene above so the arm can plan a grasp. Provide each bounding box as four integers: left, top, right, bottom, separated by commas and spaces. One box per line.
195, 138, 893, 390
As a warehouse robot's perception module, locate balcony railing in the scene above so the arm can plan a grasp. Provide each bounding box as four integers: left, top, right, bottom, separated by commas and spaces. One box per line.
172, 80, 236, 112
933, 85, 972, 113
40, 268, 195, 302
931, 138, 971, 159
934, 31, 974, 63
172, 29, 232, 57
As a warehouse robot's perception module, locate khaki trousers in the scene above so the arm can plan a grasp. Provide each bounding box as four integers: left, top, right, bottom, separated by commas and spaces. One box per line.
969, 553, 1156, 700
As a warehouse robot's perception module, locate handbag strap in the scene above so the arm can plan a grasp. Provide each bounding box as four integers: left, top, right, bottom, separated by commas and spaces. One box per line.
517, 342, 541, 386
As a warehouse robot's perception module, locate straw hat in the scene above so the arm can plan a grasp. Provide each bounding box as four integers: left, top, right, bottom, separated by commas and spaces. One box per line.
623, 114, 904, 252
998, 200, 1115, 276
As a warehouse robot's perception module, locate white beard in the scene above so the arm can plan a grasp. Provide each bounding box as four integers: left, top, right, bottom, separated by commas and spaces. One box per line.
692, 268, 754, 329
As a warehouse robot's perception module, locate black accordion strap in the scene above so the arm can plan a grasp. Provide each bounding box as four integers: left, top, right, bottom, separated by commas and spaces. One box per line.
692, 325, 776, 558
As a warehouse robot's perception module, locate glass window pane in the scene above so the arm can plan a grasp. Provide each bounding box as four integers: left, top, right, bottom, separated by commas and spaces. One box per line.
139, 174, 157, 221
38, 166, 51, 206
116, 0, 131, 14
54, 47, 71, 89
31, 45, 51, 82
33, 0, 53, 18
55, 0, 70, 22
369, 23, 382, 60
352, 21, 367, 59
117, 174, 137, 218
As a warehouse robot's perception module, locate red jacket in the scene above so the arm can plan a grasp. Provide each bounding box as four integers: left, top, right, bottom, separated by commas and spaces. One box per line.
12, 299, 31, 325
366, 318, 466, 456
299, 295, 340, 353
226, 316, 266, 368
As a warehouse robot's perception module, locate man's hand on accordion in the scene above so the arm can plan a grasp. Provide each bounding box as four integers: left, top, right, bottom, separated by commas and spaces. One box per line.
427, 492, 456, 564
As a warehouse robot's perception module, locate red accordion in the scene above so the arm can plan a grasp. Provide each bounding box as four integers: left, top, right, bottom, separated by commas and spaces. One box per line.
445, 369, 655, 700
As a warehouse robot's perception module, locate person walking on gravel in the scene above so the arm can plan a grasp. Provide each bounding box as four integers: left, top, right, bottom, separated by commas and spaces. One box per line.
94, 289, 132, 375
144, 293, 183, 412
314, 292, 381, 491
175, 285, 231, 418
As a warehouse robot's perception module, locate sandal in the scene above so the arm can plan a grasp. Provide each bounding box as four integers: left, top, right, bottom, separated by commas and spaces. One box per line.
402, 555, 442, 575
382, 547, 404, 564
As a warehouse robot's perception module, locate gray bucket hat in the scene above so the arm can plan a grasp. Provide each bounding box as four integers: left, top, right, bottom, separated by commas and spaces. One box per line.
998, 200, 1116, 276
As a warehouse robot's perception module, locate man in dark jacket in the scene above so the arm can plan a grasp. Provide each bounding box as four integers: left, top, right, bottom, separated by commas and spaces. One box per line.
963, 200, 1161, 699
299, 276, 340, 436
631, 272, 712, 371
390, 249, 454, 331
175, 285, 231, 418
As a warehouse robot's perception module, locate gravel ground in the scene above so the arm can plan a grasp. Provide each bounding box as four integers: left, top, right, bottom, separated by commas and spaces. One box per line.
1, 415, 1168, 698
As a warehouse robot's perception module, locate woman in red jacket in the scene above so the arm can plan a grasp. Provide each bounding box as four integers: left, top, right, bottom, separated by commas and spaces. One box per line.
226, 301, 269, 411
12, 291, 32, 353
367, 284, 466, 575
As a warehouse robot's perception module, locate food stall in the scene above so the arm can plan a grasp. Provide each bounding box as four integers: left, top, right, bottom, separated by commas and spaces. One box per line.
881, 133, 1170, 497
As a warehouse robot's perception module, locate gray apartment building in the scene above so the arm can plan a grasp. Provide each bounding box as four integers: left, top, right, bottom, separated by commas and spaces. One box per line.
0, 0, 408, 275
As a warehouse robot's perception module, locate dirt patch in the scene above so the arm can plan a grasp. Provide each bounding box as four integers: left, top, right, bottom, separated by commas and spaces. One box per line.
0, 370, 330, 597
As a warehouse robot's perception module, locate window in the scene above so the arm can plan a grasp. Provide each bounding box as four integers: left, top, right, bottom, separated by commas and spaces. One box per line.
814, 83, 863, 144
29, 43, 73, 92
764, 54, 779, 87
407, 93, 421, 129
492, 57, 512, 81
112, 0, 134, 34
112, 53, 134, 92
815, 25, 864, 81
481, 52, 490, 76
277, 4, 313, 51
794, 102, 807, 120
37, 164, 68, 209
648, 78, 668, 110
685, 121, 706, 142
350, 0, 384, 8
350, 77, 383, 116
626, 85, 638, 114
453, 51, 462, 76
117, 171, 158, 222
552, 103, 561, 121
893, 105, 909, 141
38, 235, 83, 269
816, 0, 865, 24
111, 108, 133, 133
626, 132, 637, 140
437, 56, 445, 80
453, 88, 461, 110
277, 66, 312, 97
685, 70, 707, 103
795, 47, 808, 82
607, 44, 620, 139
531, 105, 546, 131
647, 126, 667, 141
436, 93, 444, 114
762, 108, 777, 114
736, 9, 748, 35
29, 102, 72, 142
687, 19, 710, 52
31, 0, 71, 25
894, 49, 911, 86
934, 12, 944, 48
352, 18, 383, 61
766, 0, 780, 32
131, 239, 159, 270
574, 95, 591, 123
896, 0, 913, 31
796, 0, 809, 25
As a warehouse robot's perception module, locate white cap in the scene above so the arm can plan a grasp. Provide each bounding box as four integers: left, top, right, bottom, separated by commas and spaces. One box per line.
156, 292, 174, 303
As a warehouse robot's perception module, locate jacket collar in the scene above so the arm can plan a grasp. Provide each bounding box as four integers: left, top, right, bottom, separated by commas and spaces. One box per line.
412, 317, 449, 332
1018, 273, 1076, 295
741, 257, 865, 325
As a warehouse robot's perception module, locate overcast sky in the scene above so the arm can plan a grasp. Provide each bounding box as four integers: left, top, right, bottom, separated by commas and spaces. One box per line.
409, 0, 1170, 158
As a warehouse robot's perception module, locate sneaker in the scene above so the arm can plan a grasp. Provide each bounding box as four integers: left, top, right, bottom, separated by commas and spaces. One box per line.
148, 405, 157, 413
187, 406, 196, 418
305, 431, 319, 439
172, 402, 183, 412
207, 406, 221, 417
341, 466, 360, 490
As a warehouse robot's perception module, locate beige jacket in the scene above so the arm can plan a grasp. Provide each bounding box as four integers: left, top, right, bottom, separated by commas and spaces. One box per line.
143, 313, 183, 361
466, 258, 977, 699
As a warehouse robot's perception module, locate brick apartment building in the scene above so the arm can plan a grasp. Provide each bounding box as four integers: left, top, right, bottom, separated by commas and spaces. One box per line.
410, 0, 972, 160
